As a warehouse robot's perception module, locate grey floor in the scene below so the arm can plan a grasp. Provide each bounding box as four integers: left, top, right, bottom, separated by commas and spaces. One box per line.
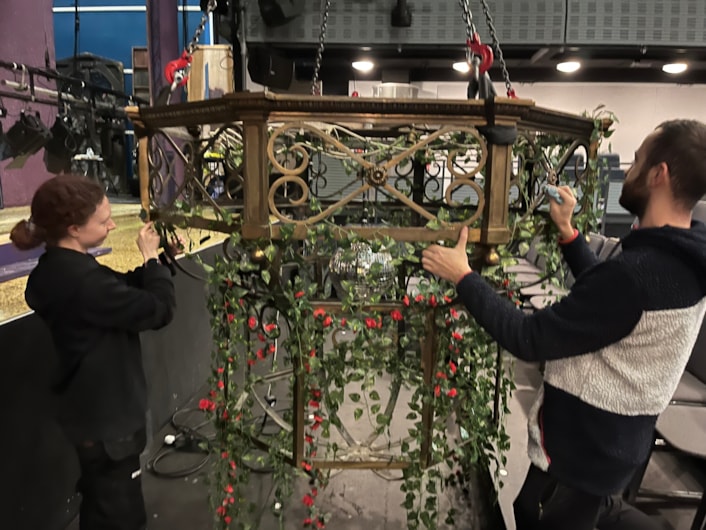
67, 359, 705, 530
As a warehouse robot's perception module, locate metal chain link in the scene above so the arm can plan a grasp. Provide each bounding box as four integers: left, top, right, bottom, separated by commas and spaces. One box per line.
478, 0, 515, 96
311, 0, 332, 95
459, 0, 477, 41
187, 0, 218, 58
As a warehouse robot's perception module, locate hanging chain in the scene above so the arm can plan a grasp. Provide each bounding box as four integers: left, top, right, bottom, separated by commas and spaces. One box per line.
311, 0, 332, 95
459, 0, 477, 47
478, 0, 515, 97
187, 0, 217, 58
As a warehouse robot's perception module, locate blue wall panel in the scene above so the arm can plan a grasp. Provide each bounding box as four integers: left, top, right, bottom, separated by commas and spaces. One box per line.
53, 1, 213, 96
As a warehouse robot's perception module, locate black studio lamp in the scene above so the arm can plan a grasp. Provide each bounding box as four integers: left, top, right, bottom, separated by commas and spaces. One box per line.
258, 0, 304, 27
5, 111, 52, 158
391, 0, 412, 27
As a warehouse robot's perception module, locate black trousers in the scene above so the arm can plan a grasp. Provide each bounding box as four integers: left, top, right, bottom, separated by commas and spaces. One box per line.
74, 433, 147, 530
514, 465, 665, 530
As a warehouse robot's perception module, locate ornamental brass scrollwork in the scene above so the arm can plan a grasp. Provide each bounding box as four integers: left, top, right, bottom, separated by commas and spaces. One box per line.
266, 122, 488, 228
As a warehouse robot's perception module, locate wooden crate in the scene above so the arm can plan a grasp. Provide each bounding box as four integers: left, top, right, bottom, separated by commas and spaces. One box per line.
187, 45, 234, 102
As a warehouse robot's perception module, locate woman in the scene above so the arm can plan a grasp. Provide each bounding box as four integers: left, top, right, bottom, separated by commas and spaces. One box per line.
11, 174, 176, 530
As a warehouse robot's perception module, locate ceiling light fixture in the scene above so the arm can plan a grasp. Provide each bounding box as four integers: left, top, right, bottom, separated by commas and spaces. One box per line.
453, 61, 470, 73
662, 62, 688, 74
556, 61, 581, 73
352, 60, 375, 73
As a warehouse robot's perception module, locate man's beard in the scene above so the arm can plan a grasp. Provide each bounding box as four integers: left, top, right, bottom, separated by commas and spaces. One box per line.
619, 172, 649, 219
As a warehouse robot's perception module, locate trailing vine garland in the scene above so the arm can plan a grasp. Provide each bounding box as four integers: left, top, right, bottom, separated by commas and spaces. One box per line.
189, 111, 613, 530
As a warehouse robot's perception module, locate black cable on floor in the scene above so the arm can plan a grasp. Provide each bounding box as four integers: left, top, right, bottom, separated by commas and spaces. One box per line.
147, 406, 291, 478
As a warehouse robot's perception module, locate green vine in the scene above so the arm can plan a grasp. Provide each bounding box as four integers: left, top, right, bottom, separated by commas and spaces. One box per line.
185, 113, 615, 530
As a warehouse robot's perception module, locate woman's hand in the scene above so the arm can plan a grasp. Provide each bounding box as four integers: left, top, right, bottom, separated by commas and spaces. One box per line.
137, 222, 161, 263
421, 226, 473, 284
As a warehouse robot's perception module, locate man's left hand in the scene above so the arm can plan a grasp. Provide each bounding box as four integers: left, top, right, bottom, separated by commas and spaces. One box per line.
421, 226, 473, 284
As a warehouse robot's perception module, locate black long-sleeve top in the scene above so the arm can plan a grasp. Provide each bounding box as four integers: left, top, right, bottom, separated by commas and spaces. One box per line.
25, 247, 175, 443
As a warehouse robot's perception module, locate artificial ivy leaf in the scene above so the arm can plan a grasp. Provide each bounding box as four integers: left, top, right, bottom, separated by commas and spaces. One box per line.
369, 390, 381, 401
376, 413, 390, 425
353, 408, 364, 421
371, 404, 381, 415
261, 270, 271, 284
264, 244, 277, 261
406, 412, 417, 420
349, 393, 361, 403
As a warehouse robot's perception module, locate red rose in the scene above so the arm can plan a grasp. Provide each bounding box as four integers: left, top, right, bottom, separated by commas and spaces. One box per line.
221, 451, 229, 459
365, 317, 377, 329
199, 399, 216, 412
217, 381, 225, 390
444, 295, 453, 303
302, 461, 312, 472
340, 318, 347, 327
309, 400, 320, 409
304, 518, 313, 526
449, 360, 457, 374
303, 494, 315, 507
247, 359, 256, 367
402, 295, 410, 306
224, 515, 232, 524
447, 388, 458, 398
436, 371, 447, 380
227, 314, 235, 323
450, 308, 459, 318
216, 506, 227, 516
225, 484, 234, 494
429, 294, 438, 307
295, 290, 305, 299
317, 519, 325, 528
434, 385, 441, 398
323, 316, 333, 327
217, 367, 224, 374
264, 322, 278, 333
257, 349, 265, 360
452, 331, 463, 341
269, 343, 276, 354
248, 316, 257, 330
225, 279, 233, 288
391, 309, 403, 321
414, 294, 425, 303
313, 308, 326, 319
229, 460, 236, 470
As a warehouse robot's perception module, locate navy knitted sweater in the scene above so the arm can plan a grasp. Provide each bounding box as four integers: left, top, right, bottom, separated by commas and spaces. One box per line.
456, 222, 706, 496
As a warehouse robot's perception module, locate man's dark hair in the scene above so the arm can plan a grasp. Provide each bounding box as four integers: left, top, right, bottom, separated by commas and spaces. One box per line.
646, 119, 706, 210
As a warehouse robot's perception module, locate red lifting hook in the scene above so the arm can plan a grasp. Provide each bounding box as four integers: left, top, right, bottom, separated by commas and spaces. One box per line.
164, 51, 192, 89
466, 32, 494, 74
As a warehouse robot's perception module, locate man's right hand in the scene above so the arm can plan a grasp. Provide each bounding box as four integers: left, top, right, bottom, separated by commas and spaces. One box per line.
137, 222, 161, 263
549, 185, 578, 240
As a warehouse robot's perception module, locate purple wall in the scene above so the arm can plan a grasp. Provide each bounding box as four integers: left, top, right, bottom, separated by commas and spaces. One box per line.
0, 0, 57, 207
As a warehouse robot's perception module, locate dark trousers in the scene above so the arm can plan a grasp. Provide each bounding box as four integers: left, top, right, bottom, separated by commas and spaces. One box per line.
75, 438, 147, 530
514, 465, 665, 530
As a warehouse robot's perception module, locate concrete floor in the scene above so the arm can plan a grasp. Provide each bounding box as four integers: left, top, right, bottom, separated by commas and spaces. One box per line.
64, 359, 705, 530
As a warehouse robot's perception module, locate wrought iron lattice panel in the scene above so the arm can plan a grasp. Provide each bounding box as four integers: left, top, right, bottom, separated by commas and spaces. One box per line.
567, 0, 706, 46
245, 0, 566, 46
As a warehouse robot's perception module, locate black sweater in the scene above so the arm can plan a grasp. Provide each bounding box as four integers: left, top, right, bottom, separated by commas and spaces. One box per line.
25, 247, 175, 443
456, 222, 706, 495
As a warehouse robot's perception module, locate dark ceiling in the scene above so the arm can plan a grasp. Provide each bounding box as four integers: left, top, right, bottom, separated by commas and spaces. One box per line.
247, 42, 706, 95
